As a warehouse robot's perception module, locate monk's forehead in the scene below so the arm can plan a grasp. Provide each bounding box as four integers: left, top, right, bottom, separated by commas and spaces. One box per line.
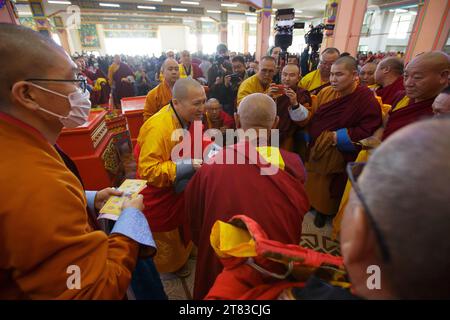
282, 64, 299, 73
407, 54, 449, 73
362, 63, 376, 71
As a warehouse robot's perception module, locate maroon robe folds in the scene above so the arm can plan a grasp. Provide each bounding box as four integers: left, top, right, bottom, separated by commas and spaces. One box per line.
375, 76, 405, 106
276, 87, 312, 146
185, 141, 309, 300
309, 85, 382, 151
382, 92, 434, 141
307, 85, 382, 203
113, 62, 135, 103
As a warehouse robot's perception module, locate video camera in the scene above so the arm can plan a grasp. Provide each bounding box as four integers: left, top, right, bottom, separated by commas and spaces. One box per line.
274, 8, 305, 52
304, 23, 335, 52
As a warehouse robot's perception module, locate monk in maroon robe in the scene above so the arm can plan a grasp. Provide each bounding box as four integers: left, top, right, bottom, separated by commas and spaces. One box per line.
185, 93, 309, 299
382, 52, 450, 140
374, 56, 405, 106
300, 57, 382, 226
268, 64, 312, 151
108, 55, 135, 107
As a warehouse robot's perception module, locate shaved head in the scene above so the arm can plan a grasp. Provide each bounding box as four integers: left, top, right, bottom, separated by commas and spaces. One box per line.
162, 58, 178, 71
408, 51, 450, 74
172, 78, 203, 101
333, 56, 358, 72
378, 57, 404, 76
346, 118, 450, 299
282, 63, 300, 75
238, 93, 277, 129
0, 24, 69, 107
206, 98, 221, 107
404, 51, 450, 101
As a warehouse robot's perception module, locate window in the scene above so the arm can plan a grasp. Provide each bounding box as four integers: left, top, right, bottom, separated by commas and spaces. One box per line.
388, 13, 412, 39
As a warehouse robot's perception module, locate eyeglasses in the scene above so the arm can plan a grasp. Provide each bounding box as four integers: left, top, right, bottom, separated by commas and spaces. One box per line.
25, 75, 87, 93
346, 162, 391, 263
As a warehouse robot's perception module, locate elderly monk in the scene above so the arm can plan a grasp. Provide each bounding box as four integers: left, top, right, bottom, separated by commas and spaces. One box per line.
373, 57, 405, 106
268, 63, 312, 151
342, 118, 450, 299
136, 78, 207, 276
143, 58, 180, 122
299, 47, 340, 95
300, 56, 382, 227
204, 98, 235, 133
432, 86, 450, 117
0, 24, 154, 299
382, 51, 449, 140
185, 93, 309, 299
179, 50, 203, 80
108, 54, 135, 107
237, 56, 276, 106
359, 62, 377, 88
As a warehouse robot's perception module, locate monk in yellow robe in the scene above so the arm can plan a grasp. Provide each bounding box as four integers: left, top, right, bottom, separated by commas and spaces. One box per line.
0, 25, 154, 299
143, 58, 179, 122
237, 56, 276, 106
137, 78, 207, 275
299, 56, 382, 228
299, 48, 340, 95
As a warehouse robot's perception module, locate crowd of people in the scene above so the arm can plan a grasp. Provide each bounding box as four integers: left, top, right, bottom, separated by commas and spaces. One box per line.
1, 23, 450, 301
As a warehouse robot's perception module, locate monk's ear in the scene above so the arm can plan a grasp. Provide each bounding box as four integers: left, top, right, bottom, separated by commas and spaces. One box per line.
10, 81, 40, 112
341, 195, 374, 268
272, 115, 280, 129
234, 112, 241, 128
439, 69, 449, 85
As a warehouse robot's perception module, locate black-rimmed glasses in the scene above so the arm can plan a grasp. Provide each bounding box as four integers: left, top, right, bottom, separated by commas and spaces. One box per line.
346, 162, 391, 263
25, 75, 87, 93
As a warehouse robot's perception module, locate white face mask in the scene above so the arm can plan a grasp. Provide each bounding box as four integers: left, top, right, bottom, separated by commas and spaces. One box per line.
30, 83, 91, 128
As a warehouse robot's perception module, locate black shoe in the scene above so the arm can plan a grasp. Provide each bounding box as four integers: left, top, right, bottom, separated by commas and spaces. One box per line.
313, 212, 327, 228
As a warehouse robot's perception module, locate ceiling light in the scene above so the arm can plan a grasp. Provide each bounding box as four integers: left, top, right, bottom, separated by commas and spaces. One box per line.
295, 10, 303, 13
221, 3, 238, 8
99, 3, 120, 8
245, 12, 256, 16
48, 1, 71, 4
207, 10, 221, 13
180, 1, 199, 5
145, 0, 163, 2
171, 8, 188, 12
137, 5, 156, 10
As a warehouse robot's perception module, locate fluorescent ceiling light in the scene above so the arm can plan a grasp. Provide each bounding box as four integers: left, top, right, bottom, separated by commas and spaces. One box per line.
48, 1, 71, 4
171, 8, 188, 12
99, 3, 120, 8
180, 1, 199, 5
245, 12, 256, 16
221, 3, 238, 7
103, 17, 118, 20
201, 17, 214, 22
145, 0, 163, 2
183, 19, 194, 23
295, 10, 303, 13
207, 10, 221, 13
137, 5, 156, 10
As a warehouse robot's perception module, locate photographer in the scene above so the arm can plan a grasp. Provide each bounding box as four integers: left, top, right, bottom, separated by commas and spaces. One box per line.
209, 55, 248, 116
207, 44, 230, 88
